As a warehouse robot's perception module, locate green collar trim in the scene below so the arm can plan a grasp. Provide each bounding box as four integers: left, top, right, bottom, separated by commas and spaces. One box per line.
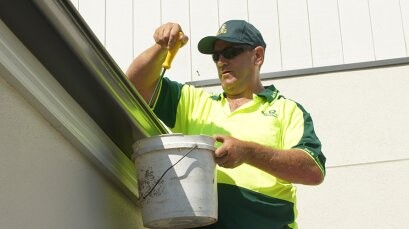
257, 84, 279, 103
210, 84, 278, 103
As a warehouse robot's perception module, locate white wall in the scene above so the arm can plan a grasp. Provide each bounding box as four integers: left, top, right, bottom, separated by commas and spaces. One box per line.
72, 0, 409, 82
296, 160, 409, 228
0, 76, 144, 229
269, 64, 409, 228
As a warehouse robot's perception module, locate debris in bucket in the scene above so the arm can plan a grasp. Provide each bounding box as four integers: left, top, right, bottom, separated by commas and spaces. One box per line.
139, 167, 165, 199
141, 145, 198, 199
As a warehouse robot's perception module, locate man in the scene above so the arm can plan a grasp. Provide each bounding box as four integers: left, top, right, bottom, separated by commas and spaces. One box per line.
127, 20, 326, 228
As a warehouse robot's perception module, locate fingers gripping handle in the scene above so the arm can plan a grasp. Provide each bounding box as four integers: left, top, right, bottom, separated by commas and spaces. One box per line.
162, 32, 183, 69
148, 32, 183, 107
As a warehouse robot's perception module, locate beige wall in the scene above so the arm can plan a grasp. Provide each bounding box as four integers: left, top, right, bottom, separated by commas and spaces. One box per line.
0, 76, 144, 229
272, 64, 409, 228
205, 64, 409, 228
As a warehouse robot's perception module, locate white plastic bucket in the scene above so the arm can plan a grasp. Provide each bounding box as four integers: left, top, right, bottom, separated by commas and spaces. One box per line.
132, 134, 217, 229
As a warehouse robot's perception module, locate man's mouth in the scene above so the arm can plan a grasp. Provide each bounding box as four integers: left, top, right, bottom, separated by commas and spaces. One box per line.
221, 70, 231, 75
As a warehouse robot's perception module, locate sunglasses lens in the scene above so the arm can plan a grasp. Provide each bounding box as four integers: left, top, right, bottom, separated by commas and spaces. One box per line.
224, 47, 243, 59
212, 53, 220, 62
212, 45, 252, 62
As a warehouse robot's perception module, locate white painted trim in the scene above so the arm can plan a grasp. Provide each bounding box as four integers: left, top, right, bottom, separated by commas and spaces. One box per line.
0, 20, 139, 202
188, 57, 409, 87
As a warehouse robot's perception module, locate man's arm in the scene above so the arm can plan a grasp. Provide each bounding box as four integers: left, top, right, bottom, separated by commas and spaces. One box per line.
214, 135, 324, 185
126, 23, 187, 103
126, 43, 166, 103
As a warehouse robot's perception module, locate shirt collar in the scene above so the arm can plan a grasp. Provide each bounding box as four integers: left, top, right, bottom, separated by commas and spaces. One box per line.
211, 84, 279, 102
257, 84, 279, 103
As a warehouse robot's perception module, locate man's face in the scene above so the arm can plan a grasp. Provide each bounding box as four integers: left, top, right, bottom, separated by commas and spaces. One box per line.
213, 40, 256, 96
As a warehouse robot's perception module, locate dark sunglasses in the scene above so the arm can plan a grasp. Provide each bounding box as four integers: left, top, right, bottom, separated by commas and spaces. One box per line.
212, 45, 254, 62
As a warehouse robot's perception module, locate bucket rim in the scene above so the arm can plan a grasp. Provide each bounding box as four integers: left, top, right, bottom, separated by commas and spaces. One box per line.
131, 134, 216, 160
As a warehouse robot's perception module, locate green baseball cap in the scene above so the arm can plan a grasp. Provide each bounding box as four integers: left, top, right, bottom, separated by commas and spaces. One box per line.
198, 20, 266, 54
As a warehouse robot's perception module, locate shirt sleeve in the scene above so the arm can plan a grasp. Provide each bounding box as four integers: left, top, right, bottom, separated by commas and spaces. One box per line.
153, 77, 183, 128
281, 100, 326, 175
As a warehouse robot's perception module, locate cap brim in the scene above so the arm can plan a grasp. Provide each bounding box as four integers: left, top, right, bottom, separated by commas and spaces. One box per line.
197, 36, 218, 54
197, 36, 248, 54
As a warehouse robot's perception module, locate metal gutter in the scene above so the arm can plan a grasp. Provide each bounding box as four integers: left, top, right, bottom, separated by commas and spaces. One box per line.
0, 0, 168, 159
0, 19, 139, 201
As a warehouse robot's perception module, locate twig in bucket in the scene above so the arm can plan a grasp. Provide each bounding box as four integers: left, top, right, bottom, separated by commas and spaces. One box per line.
142, 145, 199, 199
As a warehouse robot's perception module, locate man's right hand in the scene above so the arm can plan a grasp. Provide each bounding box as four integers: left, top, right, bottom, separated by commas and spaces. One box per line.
153, 22, 189, 50
126, 22, 188, 104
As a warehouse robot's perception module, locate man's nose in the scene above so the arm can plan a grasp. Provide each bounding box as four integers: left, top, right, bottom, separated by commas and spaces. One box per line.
216, 55, 228, 66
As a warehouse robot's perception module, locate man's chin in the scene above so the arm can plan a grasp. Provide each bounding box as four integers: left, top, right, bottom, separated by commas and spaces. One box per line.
221, 82, 235, 93
221, 77, 237, 85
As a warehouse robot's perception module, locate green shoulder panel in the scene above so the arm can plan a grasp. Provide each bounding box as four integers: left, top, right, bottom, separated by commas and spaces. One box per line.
292, 102, 326, 175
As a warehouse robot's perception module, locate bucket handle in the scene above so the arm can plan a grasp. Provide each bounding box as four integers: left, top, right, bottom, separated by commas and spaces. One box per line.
140, 144, 198, 200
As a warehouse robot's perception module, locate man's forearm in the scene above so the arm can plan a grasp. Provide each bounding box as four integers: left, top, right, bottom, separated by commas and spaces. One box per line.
214, 135, 324, 185
126, 43, 167, 103
246, 142, 324, 185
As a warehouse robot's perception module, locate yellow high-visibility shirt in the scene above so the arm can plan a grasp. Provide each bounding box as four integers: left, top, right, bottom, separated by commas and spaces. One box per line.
153, 77, 326, 228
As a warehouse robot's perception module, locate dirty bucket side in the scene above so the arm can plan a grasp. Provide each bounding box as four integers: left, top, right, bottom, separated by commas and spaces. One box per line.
133, 134, 217, 229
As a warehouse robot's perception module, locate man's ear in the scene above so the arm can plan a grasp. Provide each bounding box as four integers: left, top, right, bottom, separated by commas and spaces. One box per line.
254, 46, 264, 66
